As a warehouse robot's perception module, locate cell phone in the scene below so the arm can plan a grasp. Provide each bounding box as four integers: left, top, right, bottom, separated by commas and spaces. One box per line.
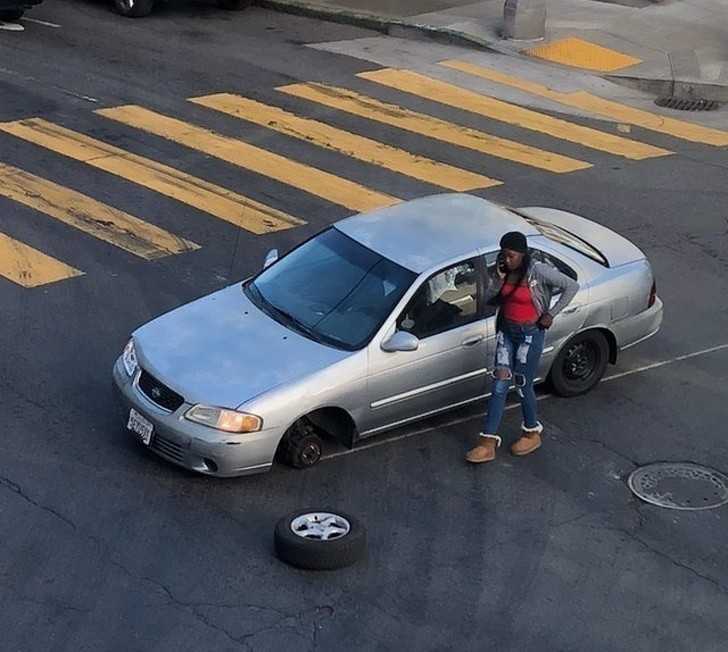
497, 252, 507, 274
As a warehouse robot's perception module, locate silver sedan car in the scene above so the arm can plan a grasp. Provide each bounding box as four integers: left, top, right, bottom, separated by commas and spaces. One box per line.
113, 194, 663, 477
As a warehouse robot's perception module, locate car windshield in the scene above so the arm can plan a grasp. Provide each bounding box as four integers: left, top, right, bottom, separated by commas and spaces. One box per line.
247, 228, 416, 350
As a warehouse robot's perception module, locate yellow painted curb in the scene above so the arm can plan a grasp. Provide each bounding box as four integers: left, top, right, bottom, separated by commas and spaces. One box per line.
525, 37, 641, 72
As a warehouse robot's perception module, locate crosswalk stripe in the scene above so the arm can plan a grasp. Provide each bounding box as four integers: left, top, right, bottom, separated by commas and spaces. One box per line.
97, 105, 399, 213
0, 163, 199, 260
0, 118, 304, 235
440, 60, 728, 147
0, 231, 83, 288
358, 69, 672, 161
190, 93, 502, 191
278, 82, 590, 173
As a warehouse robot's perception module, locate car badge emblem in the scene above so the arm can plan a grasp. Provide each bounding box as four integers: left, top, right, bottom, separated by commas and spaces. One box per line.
151, 387, 162, 399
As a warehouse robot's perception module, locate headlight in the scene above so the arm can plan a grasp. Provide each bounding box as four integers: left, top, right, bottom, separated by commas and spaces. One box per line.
185, 405, 262, 433
122, 339, 138, 377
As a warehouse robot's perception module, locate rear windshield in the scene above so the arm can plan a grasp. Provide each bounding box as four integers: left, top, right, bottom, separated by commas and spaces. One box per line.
521, 215, 608, 266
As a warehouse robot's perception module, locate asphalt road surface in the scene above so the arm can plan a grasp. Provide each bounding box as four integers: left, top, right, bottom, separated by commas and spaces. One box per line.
1, 2, 727, 650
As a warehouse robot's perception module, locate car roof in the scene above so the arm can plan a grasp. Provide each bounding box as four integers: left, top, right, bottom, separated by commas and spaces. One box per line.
334, 194, 538, 274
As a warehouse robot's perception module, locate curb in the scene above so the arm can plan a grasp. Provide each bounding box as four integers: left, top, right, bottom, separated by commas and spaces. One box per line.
257, 0, 727, 105
606, 74, 728, 103
254, 0, 500, 51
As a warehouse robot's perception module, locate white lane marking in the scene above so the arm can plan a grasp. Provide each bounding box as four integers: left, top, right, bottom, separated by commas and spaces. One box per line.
321, 342, 728, 461
0, 21, 24, 31
21, 17, 61, 27
602, 343, 728, 382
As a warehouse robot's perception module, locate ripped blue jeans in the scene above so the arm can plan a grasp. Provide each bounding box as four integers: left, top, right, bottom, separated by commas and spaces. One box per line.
482, 321, 545, 435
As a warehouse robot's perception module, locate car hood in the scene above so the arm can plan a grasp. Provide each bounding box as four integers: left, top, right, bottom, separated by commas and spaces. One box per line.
517, 207, 645, 267
133, 283, 351, 409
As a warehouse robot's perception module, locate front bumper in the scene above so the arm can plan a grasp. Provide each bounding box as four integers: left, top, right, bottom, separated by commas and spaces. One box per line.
112, 357, 282, 477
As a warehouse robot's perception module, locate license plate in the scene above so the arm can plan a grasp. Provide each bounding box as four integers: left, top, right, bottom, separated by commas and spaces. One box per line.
127, 408, 153, 446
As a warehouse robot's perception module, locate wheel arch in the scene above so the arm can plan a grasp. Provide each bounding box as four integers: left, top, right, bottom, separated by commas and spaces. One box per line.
276, 405, 358, 457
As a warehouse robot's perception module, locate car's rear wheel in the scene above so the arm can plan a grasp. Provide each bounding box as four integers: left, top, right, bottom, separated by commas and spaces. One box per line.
280, 420, 323, 469
274, 509, 367, 570
0, 9, 24, 20
217, 0, 252, 10
114, 0, 155, 17
550, 331, 609, 397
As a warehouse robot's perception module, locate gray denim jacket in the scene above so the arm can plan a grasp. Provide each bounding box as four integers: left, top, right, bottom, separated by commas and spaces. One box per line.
485, 259, 579, 319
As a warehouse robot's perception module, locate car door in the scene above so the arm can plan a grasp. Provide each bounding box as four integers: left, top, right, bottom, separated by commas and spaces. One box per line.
361, 257, 493, 437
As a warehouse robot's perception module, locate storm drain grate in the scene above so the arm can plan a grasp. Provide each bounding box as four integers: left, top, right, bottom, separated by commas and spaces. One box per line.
655, 97, 721, 111
628, 462, 728, 510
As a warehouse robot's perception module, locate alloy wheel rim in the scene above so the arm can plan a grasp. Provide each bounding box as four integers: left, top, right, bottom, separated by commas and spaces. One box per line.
290, 512, 350, 541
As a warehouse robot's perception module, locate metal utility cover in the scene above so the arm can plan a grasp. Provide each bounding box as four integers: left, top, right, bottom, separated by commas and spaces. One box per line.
628, 462, 728, 511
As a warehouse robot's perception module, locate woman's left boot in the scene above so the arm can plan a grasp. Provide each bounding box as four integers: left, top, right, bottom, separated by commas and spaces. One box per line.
511, 423, 543, 456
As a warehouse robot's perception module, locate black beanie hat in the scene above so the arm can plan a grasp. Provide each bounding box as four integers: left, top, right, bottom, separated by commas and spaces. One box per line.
499, 231, 528, 254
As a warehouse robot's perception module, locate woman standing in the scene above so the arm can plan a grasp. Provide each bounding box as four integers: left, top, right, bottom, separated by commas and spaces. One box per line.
466, 231, 579, 464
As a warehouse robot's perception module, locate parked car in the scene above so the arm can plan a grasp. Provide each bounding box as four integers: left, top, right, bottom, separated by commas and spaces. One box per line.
112, 194, 663, 477
0, 0, 41, 21
113, 0, 250, 18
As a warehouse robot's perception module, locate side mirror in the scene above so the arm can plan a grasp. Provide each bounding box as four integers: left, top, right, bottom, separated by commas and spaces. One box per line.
381, 330, 420, 353
263, 249, 279, 269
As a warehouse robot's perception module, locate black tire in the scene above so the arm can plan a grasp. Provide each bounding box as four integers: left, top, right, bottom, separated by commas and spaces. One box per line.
550, 330, 609, 397
274, 509, 367, 570
113, 0, 155, 17
0, 9, 24, 20
217, 0, 251, 9
280, 420, 323, 469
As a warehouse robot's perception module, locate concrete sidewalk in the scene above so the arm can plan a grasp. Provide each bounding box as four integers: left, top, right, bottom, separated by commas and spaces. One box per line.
258, 0, 728, 102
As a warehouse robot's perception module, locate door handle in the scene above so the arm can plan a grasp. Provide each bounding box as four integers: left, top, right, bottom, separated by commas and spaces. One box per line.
562, 304, 582, 314
462, 335, 485, 347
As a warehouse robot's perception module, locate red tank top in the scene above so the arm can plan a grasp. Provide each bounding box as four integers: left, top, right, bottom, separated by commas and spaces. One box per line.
501, 282, 539, 324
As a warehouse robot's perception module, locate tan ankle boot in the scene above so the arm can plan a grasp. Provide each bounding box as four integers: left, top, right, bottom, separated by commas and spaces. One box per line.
511, 423, 543, 456
466, 435, 501, 463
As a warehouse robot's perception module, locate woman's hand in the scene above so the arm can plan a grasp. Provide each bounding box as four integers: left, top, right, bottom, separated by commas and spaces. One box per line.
538, 313, 553, 329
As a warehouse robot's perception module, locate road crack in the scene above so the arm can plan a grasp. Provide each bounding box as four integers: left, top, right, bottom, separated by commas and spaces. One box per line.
0, 474, 77, 531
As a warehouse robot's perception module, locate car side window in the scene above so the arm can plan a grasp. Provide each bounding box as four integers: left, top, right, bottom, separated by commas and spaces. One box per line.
397, 259, 479, 339
530, 249, 577, 281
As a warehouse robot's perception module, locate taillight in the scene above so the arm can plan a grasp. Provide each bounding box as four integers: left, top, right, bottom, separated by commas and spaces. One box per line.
648, 280, 657, 308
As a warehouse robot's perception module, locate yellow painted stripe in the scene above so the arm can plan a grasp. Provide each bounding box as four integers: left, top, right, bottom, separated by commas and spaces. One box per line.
0, 119, 304, 235
190, 93, 502, 191
0, 231, 82, 288
358, 69, 671, 161
97, 105, 398, 213
278, 82, 590, 173
440, 60, 728, 147
0, 163, 199, 260
525, 37, 641, 73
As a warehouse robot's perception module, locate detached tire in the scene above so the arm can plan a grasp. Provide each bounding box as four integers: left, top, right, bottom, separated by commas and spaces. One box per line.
274, 509, 367, 570
114, 0, 154, 17
0, 9, 24, 20
217, 0, 252, 9
550, 330, 609, 397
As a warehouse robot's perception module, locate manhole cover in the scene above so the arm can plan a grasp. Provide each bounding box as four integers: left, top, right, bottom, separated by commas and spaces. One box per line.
628, 462, 728, 510
655, 97, 721, 111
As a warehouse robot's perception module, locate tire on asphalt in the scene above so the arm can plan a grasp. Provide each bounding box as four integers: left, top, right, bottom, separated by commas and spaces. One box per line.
113, 0, 155, 17
274, 509, 367, 570
549, 330, 609, 397
0, 9, 24, 20
216, 0, 252, 10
